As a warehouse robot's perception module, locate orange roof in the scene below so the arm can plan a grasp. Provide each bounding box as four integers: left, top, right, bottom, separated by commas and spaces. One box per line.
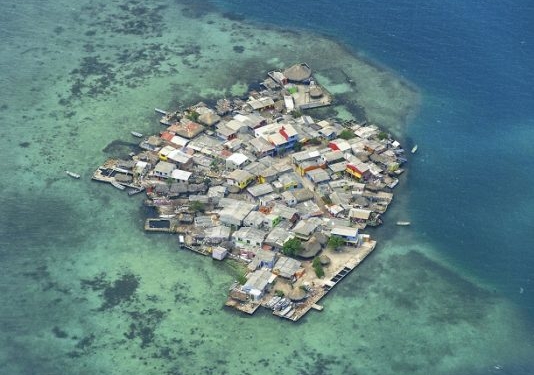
160, 131, 174, 141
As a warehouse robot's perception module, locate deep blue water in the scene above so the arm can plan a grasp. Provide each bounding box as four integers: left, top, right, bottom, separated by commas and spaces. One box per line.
214, 0, 534, 312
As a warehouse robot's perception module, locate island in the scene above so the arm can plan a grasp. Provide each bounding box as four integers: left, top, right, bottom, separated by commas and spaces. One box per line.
92, 63, 408, 322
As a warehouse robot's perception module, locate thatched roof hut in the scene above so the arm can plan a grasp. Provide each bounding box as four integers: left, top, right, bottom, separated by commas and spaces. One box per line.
283, 63, 312, 82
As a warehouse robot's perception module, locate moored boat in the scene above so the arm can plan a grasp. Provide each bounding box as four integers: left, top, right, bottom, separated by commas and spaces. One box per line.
127, 187, 145, 196
66, 170, 80, 179
411, 144, 418, 154
131, 131, 143, 138
396, 221, 411, 226
111, 181, 126, 190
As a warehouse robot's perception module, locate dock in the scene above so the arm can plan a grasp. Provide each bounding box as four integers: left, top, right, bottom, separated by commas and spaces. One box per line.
227, 240, 377, 322
224, 299, 261, 315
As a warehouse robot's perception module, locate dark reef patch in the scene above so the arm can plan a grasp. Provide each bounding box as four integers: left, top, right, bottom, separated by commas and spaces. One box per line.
102, 139, 139, 158
80, 272, 141, 310
19, 141, 31, 148
52, 326, 69, 338
124, 308, 166, 348
222, 12, 246, 22
101, 273, 140, 310
233, 45, 245, 53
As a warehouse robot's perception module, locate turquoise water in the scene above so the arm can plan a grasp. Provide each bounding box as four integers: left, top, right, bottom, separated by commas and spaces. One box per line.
1, 0, 533, 374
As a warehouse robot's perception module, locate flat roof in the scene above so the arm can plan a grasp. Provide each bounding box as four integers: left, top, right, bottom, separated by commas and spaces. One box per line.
331, 226, 359, 237
171, 169, 192, 181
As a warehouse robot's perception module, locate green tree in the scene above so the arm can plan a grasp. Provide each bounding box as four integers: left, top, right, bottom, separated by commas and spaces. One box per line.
190, 200, 205, 213
378, 131, 388, 140
312, 257, 324, 278
327, 235, 345, 251
293, 142, 303, 152
186, 111, 200, 122
282, 238, 302, 257
338, 129, 355, 140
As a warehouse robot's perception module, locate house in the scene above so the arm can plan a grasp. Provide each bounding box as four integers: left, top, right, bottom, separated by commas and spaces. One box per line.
292, 188, 315, 203
321, 150, 345, 165
284, 95, 294, 112
281, 190, 297, 206
264, 226, 294, 251
212, 246, 228, 260
249, 137, 276, 158
204, 226, 231, 244
346, 161, 371, 179
296, 200, 323, 219
226, 169, 255, 189
234, 113, 267, 130
167, 149, 193, 168
267, 70, 288, 86
330, 225, 361, 246
216, 123, 238, 140
305, 168, 331, 185
318, 126, 337, 140
277, 172, 301, 191
232, 227, 268, 247
246, 183, 274, 201
223, 138, 243, 152
262, 213, 280, 229
219, 202, 256, 227
241, 269, 276, 301
328, 139, 352, 152
296, 158, 325, 176
246, 96, 275, 111
133, 161, 150, 177
292, 149, 321, 165
169, 135, 189, 149
349, 208, 372, 223
328, 161, 348, 175
198, 111, 221, 127
255, 123, 299, 154
271, 204, 300, 223
158, 145, 176, 161
273, 256, 302, 279
293, 219, 318, 241
247, 249, 277, 271
171, 169, 192, 183
173, 120, 205, 139
226, 152, 249, 171
243, 210, 266, 229
153, 161, 176, 178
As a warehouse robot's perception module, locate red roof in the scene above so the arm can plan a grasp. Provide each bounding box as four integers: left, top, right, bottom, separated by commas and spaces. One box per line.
160, 131, 174, 141
328, 142, 339, 151
279, 127, 288, 140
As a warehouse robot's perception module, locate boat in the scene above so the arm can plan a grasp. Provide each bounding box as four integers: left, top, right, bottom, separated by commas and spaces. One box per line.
411, 144, 418, 154
111, 181, 126, 190
131, 131, 143, 138
396, 221, 411, 226
154, 108, 167, 115
66, 170, 80, 179
127, 187, 145, 196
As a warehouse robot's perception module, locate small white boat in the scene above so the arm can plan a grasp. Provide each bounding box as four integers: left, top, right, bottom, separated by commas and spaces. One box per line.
131, 131, 143, 138
66, 171, 80, 179
396, 221, 411, 226
411, 144, 418, 154
111, 181, 126, 190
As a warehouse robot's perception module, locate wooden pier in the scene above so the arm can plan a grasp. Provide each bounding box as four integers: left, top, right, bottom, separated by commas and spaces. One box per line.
226, 240, 378, 322
282, 240, 377, 322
